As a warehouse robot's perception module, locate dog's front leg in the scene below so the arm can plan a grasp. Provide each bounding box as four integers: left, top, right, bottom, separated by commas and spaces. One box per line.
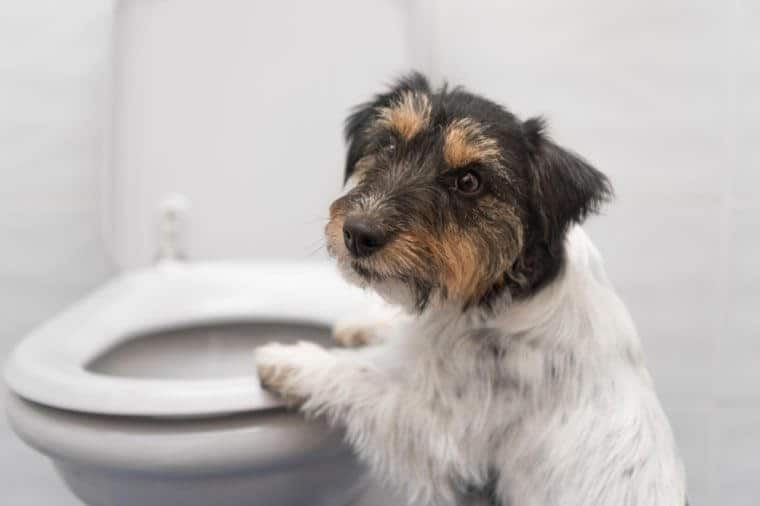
254, 341, 341, 405
255, 342, 406, 422
255, 342, 469, 505
254, 341, 396, 412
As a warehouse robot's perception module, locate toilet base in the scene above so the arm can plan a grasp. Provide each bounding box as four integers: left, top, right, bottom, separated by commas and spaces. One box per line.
55, 459, 368, 506
7, 393, 369, 506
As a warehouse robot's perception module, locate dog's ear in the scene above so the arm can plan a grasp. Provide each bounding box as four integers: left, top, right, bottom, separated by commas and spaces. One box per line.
344, 72, 431, 182
523, 117, 613, 242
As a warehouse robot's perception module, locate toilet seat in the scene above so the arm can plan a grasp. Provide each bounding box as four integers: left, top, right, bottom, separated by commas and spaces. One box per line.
5, 261, 371, 417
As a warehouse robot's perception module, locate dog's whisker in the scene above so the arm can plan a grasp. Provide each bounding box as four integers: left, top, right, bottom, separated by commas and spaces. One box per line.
304, 243, 326, 258
299, 215, 331, 225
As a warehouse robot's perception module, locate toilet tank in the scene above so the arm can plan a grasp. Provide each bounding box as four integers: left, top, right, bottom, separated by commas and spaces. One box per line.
106, 0, 412, 269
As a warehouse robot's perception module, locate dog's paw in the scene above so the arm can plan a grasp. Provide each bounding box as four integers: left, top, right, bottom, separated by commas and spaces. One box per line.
255, 343, 297, 396
332, 323, 379, 348
254, 341, 334, 403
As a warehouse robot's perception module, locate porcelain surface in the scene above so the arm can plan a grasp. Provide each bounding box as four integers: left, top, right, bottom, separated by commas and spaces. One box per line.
7, 393, 368, 506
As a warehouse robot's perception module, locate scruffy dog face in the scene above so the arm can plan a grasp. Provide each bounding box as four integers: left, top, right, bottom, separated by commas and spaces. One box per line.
326, 73, 612, 311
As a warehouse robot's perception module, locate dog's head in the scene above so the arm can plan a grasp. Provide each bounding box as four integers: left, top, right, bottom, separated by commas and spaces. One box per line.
326, 73, 612, 312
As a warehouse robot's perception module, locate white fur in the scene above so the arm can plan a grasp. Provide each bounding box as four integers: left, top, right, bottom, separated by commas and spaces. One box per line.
255, 226, 686, 506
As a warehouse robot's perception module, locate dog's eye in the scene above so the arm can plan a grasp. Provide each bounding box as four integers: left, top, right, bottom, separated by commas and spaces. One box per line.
384, 139, 397, 154
454, 170, 481, 195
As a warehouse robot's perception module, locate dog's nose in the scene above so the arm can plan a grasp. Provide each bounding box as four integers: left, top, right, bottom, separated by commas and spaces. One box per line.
343, 218, 388, 258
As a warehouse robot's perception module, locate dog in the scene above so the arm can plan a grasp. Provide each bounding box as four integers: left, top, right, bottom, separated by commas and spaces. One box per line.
255, 73, 686, 506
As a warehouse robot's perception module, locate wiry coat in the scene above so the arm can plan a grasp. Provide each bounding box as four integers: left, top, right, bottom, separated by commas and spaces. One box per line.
255, 74, 686, 506
256, 228, 685, 505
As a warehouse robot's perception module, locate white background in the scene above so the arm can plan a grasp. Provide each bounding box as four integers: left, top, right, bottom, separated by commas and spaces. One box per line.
1, 1, 758, 504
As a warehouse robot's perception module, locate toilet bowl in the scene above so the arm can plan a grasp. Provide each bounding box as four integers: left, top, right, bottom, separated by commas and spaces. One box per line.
5, 260, 376, 506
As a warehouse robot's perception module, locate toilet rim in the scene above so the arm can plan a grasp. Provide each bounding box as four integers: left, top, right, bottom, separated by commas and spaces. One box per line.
4, 260, 371, 417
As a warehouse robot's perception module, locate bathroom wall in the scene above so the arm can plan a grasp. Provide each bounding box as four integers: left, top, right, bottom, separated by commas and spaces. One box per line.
1, 0, 757, 505
109, 0, 412, 268
0, 1, 116, 504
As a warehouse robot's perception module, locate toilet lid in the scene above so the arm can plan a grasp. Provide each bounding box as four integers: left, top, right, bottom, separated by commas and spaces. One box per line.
4, 261, 377, 417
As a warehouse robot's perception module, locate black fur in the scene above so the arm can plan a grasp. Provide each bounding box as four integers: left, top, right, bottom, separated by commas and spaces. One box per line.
344, 72, 432, 181
504, 118, 613, 301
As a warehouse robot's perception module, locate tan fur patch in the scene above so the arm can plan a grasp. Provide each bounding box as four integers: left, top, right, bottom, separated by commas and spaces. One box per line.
372, 229, 487, 300
366, 231, 429, 281
436, 227, 525, 301
333, 324, 379, 348
443, 118, 501, 168
409, 229, 487, 299
256, 362, 303, 405
376, 91, 431, 140
434, 229, 486, 299
361, 210, 525, 302
325, 212, 346, 258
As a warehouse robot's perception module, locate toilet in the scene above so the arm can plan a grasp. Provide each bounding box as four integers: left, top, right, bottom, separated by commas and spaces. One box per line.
4, 259, 378, 506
